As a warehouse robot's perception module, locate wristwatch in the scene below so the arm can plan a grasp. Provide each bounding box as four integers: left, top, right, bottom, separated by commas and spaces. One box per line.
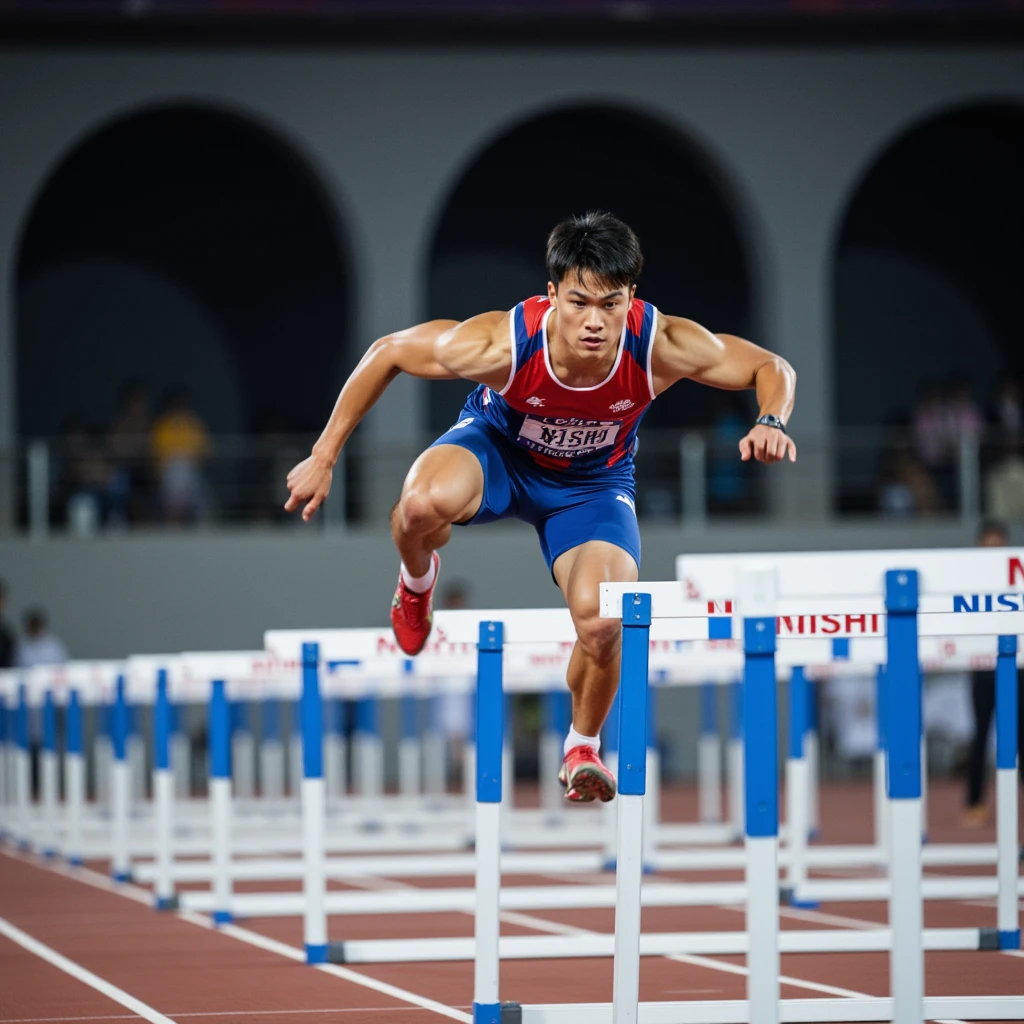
755, 414, 786, 433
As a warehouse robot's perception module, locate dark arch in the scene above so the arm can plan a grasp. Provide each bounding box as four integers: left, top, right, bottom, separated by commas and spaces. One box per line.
17, 104, 353, 439
425, 105, 756, 444
832, 102, 1024, 512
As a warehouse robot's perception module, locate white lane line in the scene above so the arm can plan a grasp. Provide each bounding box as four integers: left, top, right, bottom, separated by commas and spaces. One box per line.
0, 850, 470, 1024
0, 1008, 465, 1023
0, 917, 178, 1024
214, 923, 472, 1023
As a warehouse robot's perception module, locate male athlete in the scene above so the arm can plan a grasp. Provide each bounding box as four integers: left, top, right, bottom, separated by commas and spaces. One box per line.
285, 212, 797, 802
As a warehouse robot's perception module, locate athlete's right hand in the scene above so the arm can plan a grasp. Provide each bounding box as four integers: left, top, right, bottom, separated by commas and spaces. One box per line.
284, 452, 334, 522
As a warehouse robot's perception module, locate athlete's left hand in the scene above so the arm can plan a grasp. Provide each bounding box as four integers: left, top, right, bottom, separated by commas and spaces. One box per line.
739, 425, 797, 464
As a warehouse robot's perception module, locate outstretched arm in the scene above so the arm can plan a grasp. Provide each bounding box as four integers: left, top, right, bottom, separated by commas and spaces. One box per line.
285, 320, 459, 521
651, 315, 797, 464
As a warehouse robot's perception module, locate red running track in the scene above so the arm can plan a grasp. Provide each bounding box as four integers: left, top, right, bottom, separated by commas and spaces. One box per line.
1, 779, 1022, 1024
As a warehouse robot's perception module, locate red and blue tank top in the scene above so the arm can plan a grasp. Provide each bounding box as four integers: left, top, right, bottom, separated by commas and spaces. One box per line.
464, 295, 659, 477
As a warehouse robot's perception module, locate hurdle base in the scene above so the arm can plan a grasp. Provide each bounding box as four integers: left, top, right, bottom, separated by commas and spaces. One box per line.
212, 910, 233, 926
779, 886, 820, 910
155, 894, 180, 911
67, 856, 83, 867
305, 943, 328, 964
471, 1002, 521, 1024
42, 848, 57, 860
326, 941, 348, 963
112, 870, 134, 884
979, 928, 1002, 950
999, 928, 1021, 950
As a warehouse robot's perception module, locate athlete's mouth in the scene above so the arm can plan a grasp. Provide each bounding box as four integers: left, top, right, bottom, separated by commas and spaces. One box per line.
580, 336, 604, 348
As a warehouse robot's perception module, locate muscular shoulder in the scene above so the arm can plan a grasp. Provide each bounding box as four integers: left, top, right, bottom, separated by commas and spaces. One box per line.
650, 313, 724, 394
434, 309, 513, 389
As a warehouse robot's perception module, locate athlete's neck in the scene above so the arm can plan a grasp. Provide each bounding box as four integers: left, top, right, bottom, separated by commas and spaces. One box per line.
547, 309, 619, 388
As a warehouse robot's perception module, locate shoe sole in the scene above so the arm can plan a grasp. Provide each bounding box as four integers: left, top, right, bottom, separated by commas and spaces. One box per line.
565, 765, 616, 803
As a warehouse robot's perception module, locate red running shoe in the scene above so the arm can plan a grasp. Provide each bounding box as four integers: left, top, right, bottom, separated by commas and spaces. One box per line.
559, 745, 617, 803
390, 552, 440, 655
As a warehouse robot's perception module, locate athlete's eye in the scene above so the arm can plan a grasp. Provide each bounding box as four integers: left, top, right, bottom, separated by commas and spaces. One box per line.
572, 301, 586, 309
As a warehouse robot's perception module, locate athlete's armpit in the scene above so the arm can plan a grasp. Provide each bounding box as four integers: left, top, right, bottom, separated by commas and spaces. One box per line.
433, 311, 514, 391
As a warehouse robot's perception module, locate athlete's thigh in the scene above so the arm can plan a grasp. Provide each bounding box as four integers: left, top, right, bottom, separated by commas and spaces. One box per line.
410, 419, 516, 525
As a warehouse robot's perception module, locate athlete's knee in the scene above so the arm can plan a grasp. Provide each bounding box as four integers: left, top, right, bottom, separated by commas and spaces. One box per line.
572, 602, 622, 661
397, 482, 460, 535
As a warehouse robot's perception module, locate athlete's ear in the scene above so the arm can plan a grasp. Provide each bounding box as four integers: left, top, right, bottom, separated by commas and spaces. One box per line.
629, 285, 637, 304
547, 280, 558, 304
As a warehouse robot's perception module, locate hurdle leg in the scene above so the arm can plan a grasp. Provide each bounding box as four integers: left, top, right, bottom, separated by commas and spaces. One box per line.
805, 678, 820, 839
260, 697, 285, 800
128, 708, 146, 803
643, 688, 659, 871
885, 569, 924, 1024
323, 698, 346, 801
501, 693, 513, 815
354, 698, 383, 800
727, 681, 744, 840
15, 686, 30, 849
171, 711, 191, 801
300, 644, 328, 963
399, 694, 421, 800
464, 692, 476, 815
423, 695, 447, 797
612, 593, 651, 1024
602, 691, 621, 870
698, 682, 722, 823
474, 622, 504, 1024
111, 676, 132, 881
65, 689, 84, 865
209, 679, 232, 925
539, 691, 568, 816
740, 569, 780, 1024
996, 635, 1020, 949
232, 702, 255, 801
41, 691, 59, 858
153, 669, 177, 909
920, 730, 929, 842
289, 699, 303, 799
873, 665, 888, 855
783, 667, 814, 907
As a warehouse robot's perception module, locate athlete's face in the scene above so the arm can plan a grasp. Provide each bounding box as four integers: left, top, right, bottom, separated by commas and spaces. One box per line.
548, 273, 635, 363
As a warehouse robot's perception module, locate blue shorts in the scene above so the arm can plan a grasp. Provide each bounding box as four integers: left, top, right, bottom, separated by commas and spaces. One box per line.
430, 415, 641, 577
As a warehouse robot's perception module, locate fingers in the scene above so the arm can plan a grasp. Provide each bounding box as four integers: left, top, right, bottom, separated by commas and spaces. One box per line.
786, 437, 798, 462
284, 493, 301, 512
302, 491, 326, 522
739, 436, 753, 461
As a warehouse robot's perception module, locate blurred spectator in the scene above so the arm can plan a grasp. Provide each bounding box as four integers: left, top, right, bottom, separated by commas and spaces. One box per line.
946, 376, 984, 438
59, 414, 111, 534
15, 607, 68, 668
107, 380, 153, 526
911, 383, 952, 471
991, 373, 1023, 442
0, 579, 14, 669
985, 441, 1024, 521
878, 441, 939, 517
151, 387, 211, 525
962, 519, 1023, 826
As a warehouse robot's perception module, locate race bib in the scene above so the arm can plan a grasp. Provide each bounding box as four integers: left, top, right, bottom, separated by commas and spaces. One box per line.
517, 415, 621, 459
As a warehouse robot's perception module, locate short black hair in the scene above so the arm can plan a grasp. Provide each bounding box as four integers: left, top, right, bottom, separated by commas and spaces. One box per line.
977, 518, 1009, 543
546, 211, 643, 291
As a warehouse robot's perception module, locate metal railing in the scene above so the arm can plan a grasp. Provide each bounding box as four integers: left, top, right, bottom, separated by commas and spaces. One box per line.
0, 425, 1011, 538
